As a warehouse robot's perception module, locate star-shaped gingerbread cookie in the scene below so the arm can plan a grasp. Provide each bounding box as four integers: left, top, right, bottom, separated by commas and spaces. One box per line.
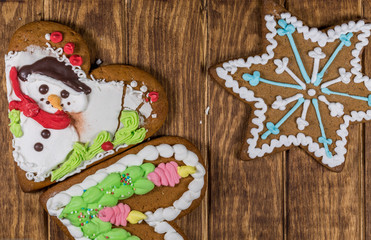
209, 1, 371, 171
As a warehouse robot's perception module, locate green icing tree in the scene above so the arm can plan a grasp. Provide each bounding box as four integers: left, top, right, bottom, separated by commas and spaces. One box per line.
60, 163, 156, 239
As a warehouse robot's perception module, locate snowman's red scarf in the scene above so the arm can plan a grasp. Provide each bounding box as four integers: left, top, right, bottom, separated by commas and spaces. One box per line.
8, 67, 71, 130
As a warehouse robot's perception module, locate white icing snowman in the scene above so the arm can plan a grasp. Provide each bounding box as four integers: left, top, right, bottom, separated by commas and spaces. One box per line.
14, 73, 89, 179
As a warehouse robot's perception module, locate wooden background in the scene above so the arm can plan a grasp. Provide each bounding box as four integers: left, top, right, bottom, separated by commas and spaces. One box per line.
1, 0, 371, 239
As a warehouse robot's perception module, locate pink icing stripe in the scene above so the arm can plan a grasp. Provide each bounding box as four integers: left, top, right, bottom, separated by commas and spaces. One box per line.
98, 203, 131, 226
147, 161, 181, 187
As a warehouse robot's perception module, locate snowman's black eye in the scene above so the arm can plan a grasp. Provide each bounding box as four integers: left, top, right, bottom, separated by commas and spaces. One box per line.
61, 90, 70, 98
39, 84, 49, 94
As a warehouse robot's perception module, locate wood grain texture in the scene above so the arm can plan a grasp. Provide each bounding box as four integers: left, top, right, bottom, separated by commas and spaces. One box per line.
285, 0, 364, 239
2, 0, 371, 239
208, 1, 284, 239
0, 1, 48, 239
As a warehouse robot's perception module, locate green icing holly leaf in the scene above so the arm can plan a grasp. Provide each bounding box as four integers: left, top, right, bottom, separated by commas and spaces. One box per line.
113, 185, 134, 200
8, 109, 23, 137
140, 163, 155, 177
60, 196, 87, 217
95, 228, 135, 240
122, 166, 144, 182
97, 173, 122, 190
81, 217, 112, 239
98, 194, 118, 207
82, 186, 104, 204
133, 178, 155, 195
85, 131, 111, 159
125, 128, 146, 145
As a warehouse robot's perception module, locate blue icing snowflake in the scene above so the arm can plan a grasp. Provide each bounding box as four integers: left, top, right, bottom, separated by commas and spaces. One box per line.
212, 12, 371, 169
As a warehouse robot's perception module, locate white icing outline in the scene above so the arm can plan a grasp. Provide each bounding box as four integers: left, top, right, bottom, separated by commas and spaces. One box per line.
214, 13, 371, 168
46, 143, 206, 240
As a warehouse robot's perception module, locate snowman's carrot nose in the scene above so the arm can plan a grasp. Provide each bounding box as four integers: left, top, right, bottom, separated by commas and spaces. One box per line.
47, 94, 63, 110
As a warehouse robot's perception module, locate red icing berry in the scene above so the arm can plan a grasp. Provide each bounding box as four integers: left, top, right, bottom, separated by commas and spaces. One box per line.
148, 92, 159, 102
50, 31, 63, 43
101, 141, 114, 151
69, 55, 83, 66
63, 42, 75, 54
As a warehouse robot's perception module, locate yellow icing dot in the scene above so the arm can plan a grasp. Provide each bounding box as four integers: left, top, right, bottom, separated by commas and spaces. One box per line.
177, 166, 196, 178
127, 210, 147, 224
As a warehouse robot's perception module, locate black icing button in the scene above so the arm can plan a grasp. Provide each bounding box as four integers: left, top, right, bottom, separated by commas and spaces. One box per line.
41, 129, 51, 139
34, 142, 43, 152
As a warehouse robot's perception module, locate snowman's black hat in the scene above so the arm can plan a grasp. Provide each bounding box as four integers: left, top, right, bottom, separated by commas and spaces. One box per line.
18, 57, 91, 94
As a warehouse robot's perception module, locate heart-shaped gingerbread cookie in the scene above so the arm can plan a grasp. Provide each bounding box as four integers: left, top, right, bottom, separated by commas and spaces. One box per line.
5, 21, 168, 192
40, 136, 206, 240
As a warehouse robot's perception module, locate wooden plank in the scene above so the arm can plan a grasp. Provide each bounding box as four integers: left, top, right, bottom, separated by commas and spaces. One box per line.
0, 1, 46, 239
363, 1, 371, 239
43, 0, 126, 239
127, 1, 208, 239
208, 1, 284, 239
285, 0, 363, 239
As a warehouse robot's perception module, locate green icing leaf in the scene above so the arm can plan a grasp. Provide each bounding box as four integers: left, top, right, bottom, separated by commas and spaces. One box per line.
51, 142, 87, 181
133, 178, 155, 195
113, 185, 134, 200
95, 228, 134, 240
8, 110, 23, 137
98, 194, 118, 207
87, 203, 103, 211
120, 110, 139, 132
140, 163, 155, 177
85, 131, 111, 159
97, 173, 122, 190
60, 196, 87, 218
10, 124, 23, 138
113, 110, 146, 147
125, 128, 146, 145
112, 129, 133, 147
82, 186, 104, 203
122, 166, 144, 182
82, 217, 112, 239
9, 109, 21, 120
65, 211, 87, 226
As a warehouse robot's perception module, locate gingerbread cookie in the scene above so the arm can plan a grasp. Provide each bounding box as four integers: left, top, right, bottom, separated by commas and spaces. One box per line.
40, 136, 206, 240
5, 21, 168, 192
209, 1, 371, 171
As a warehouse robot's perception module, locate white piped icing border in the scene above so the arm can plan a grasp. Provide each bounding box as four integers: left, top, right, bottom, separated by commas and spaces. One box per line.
46, 143, 206, 240
214, 13, 371, 167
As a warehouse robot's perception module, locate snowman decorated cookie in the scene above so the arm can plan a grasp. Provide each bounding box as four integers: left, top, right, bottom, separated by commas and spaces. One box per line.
5, 21, 168, 191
